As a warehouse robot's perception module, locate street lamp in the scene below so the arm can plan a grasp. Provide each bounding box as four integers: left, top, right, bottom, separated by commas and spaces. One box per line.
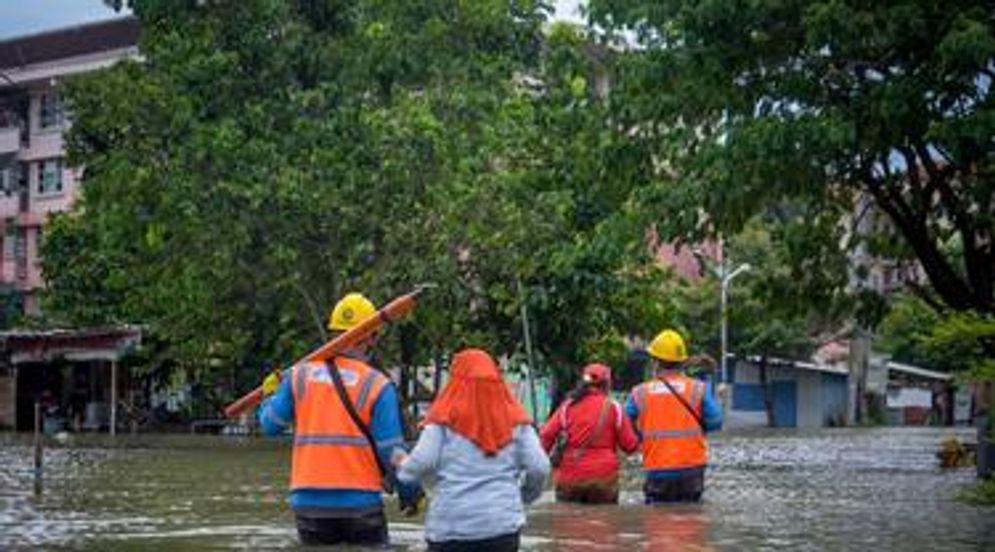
719, 262, 751, 384
693, 246, 751, 383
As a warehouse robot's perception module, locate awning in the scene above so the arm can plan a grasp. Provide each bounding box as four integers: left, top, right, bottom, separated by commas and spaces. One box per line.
0, 326, 141, 364
887, 361, 953, 382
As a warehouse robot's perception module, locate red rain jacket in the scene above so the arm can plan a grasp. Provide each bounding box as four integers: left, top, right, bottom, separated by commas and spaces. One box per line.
539, 391, 639, 485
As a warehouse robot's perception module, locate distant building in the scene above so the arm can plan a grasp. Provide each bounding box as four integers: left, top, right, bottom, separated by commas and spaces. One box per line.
726, 355, 850, 429
866, 357, 959, 426
0, 326, 140, 432
0, 17, 139, 315
850, 192, 928, 294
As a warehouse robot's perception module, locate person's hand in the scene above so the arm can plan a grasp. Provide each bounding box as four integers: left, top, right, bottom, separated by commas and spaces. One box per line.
390, 448, 408, 468
716, 383, 730, 401
398, 483, 425, 517
261, 370, 281, 397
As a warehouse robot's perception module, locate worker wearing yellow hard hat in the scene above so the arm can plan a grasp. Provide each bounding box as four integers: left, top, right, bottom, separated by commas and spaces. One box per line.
647, 329, 689, 364
257, 291, 422, 546
327, 292, 378, 331
625, 328, 723, 504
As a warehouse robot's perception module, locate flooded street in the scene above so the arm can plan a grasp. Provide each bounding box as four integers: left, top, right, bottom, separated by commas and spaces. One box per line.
1, 427, 991, 550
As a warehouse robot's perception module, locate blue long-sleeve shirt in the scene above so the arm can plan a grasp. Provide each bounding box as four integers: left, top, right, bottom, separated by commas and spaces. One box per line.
625, 377, 723, 480
258, 366, 412, 511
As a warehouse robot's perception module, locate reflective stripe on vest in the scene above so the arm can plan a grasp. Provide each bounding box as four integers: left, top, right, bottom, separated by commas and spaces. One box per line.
637, 374, 708, 471
289, 356, 388, 491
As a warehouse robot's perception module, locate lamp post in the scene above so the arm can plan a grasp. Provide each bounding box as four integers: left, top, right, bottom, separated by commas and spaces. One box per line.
693, 246, 751, 383
719, 262, 751, 383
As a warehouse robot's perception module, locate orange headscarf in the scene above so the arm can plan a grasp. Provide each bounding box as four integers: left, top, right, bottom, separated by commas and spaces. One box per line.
423, 348, 532, 456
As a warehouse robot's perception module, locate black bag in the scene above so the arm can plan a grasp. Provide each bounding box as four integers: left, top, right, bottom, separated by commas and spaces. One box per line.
549, 429, 569, 468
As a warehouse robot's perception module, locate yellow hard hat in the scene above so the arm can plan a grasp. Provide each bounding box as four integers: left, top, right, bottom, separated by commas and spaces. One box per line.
647, 329, 688, 362
327, 292, 377, 331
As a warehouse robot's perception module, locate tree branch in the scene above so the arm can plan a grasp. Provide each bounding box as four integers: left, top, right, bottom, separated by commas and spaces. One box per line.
912, 141, 992, 309
895, 145, 927, 215
859, 164, 977, 311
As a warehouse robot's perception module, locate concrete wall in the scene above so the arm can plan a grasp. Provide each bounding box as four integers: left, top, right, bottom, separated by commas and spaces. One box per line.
796, 370, 822, 428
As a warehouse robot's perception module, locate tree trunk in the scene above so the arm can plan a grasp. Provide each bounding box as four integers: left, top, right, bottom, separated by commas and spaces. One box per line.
398, 324, 418, 439
758, 356, 776, 427
863, 174, 994, 315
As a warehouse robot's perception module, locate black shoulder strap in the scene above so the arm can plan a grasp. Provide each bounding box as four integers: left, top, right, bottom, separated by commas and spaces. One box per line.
324, 358, 392, 487
658, 376, 706, 432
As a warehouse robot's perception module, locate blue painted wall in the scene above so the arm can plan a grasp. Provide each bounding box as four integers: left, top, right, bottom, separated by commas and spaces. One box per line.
772, 381, 797, 427
821, 373, 848, 425
732, 381, 796, 427
733, 383, 765, 411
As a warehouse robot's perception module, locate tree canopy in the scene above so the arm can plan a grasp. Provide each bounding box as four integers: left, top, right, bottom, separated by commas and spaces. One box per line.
590, 0, 995, 316
42, 1, 669, 395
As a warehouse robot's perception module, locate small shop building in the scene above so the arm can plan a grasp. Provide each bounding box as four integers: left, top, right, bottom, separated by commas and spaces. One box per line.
0, 326, 141, 433
727, 356, 850, 429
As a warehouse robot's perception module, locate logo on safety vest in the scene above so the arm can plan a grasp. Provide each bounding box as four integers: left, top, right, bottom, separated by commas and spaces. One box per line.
648, 381, 685, 395
310, 367, 360, 386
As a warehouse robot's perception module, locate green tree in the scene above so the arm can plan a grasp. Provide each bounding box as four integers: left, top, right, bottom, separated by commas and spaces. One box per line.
672, 218, 839, 426
879, 294, 995, 379
43, 2, 667, 410
590, 0, 995, 316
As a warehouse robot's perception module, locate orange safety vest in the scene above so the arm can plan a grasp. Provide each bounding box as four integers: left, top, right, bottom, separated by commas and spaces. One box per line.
290, 355, 388, 492
632, 373, 707, 471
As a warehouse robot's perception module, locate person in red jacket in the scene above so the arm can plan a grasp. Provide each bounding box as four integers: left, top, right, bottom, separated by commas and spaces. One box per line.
540, 363, 640, 503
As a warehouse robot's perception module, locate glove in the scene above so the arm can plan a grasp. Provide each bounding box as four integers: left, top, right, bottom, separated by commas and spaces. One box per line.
261, 370, 281, 397
397, 482, 425, 517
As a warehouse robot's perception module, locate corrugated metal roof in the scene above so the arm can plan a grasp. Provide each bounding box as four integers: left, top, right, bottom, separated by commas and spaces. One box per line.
0, 326, 141, 364
887, 361, 953, 381
732, 353, 849, 376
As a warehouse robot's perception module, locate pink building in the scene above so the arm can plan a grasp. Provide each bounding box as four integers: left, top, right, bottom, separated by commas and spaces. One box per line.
647, 225, 721, 281
0, 18, 138, 315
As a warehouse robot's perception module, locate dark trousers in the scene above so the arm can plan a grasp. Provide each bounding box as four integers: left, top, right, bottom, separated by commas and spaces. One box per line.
644, 471, 705, 504
296, 509, 388, 547
427, 531, 520, 552
556, 477, 620, 504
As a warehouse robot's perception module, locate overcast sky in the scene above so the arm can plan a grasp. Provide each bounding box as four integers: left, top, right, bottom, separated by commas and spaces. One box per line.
0, 1, 586, 40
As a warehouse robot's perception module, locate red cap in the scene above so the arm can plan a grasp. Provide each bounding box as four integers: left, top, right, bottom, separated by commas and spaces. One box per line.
582, 363, 612, 386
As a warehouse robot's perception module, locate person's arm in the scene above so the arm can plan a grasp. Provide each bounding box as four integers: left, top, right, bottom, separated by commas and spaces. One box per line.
624, 391, 642, 439
614, 401, 640, 453
370, 382, 424, 503
396, 423, 445, 484
257, 376, 294, 436
538, 405, 564, 452
516, 425, 550, 505
701, 380, 723, 432
370, 382, 407, 463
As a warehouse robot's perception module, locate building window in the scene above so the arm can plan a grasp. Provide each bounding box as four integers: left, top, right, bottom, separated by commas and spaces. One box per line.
3, 218, 14, 259
39, 93, 64, 129
15, 227, 27, 280
38, 159, 63, 194
0, 165, 13, 196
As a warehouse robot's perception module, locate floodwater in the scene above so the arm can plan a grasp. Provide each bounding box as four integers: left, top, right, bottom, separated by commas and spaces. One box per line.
1, 427, 991, 550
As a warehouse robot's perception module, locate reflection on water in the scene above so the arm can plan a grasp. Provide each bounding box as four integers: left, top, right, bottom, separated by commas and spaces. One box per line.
1, 428, 992, 550
531, 501, 714, 551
